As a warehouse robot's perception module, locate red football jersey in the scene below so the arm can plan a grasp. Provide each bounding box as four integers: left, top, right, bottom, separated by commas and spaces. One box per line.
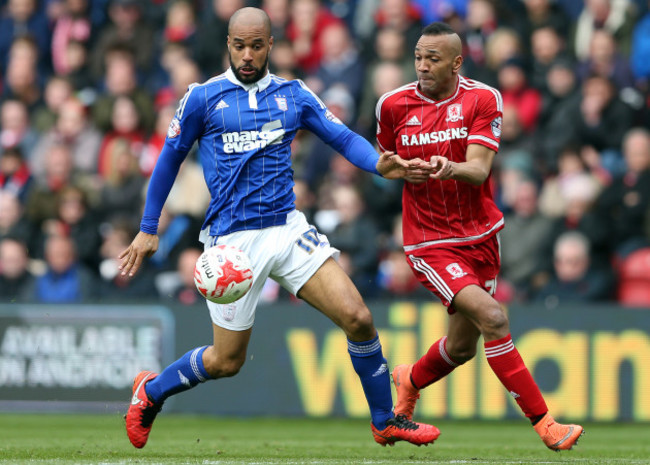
376, 75, 505, 251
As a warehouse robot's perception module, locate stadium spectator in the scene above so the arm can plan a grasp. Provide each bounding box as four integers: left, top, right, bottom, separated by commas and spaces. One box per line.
30, 97, 102, 177
535, 60, 582, 170
60, 38, 94, 91
529, 26, 568, 92
2, 37, 44, 114
162, 0, 197, 50
573, 0, 636, 60
0, 0, 51, 73
194, 0, 245, 77
310, 22, 365, 103
0, 237, 34, 302
459, 0, 499, 85
576, 28, 635, 90
0, 147, 32, 203
97, 220, 159, 300
594, 127, 650, 257
38, 185, 102, 272
23, 234, 97, 303
98, 137, 146, 225
0, 192, 35, 249
91, 45, 155, 132
0, 99, 39, 160
327, 184, 381, 297
574, 75, 634, 175
286, 0, 343, 73
31, 76, 74, 133
498, 58, 541, 133
268, 38, 302, 80
535, 231, 615, 306
156, 246, 203, 305
262, 0, 290, 40
139, 103, 176, 176
89, 0, 155, 80
97, 95, 146, 178
50, 0, 92, 76
500, 179, 554, 301
24, 142, 96, 231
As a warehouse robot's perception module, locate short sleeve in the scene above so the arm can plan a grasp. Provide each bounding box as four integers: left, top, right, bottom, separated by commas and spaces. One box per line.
375, 94, 397, 152
467, 89, 503, 152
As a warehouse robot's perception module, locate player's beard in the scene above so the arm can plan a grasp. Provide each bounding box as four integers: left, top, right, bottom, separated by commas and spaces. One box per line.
230, 52, 270, 84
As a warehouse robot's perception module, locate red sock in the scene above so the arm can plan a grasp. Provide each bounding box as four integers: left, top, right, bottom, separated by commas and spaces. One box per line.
411, 336, 460, 389
485, 334, 548, 419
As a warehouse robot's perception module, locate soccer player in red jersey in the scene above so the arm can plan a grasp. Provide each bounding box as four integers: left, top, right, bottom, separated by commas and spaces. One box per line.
376, 22, 584, 451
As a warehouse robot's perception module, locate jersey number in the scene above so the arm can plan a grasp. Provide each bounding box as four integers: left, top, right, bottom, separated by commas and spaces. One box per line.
295, 228, 322, 254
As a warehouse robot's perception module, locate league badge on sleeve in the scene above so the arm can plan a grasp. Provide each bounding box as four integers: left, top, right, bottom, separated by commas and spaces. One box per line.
167, 117, 181, 139
491, 116, 502, 138
325, 109, 343, 124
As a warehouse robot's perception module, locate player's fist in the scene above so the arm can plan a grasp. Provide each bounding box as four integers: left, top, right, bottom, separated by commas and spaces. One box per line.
430, 155, 454, 180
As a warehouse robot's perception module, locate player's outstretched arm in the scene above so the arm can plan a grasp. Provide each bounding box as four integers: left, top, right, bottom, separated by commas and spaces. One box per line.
377, 152, 435, 180
118, 231, 159, 277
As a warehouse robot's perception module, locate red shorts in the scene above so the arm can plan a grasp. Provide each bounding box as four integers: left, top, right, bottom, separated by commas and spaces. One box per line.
405, 235, 500, 314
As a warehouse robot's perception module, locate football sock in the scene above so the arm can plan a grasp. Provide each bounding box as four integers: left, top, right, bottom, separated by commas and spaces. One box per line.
484, 334, 548, 420
347, 334, 393, 430
411, 336, 461, 389
145, 345, 211, 404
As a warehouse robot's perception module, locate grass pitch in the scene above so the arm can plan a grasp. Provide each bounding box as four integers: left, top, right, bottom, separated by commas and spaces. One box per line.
0, 414, 649, 465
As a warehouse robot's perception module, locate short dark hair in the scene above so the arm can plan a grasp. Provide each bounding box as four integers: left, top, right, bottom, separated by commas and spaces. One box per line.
421, 22, 456, 37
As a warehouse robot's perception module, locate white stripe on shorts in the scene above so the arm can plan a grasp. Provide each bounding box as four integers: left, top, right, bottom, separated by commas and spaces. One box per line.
409, 255, 454, 303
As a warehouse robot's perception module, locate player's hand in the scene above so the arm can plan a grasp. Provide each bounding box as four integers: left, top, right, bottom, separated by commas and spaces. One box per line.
118, 231, 159, 278
429, 155, 454, 180
376, 151, 410, 179
404, 157, 435, 184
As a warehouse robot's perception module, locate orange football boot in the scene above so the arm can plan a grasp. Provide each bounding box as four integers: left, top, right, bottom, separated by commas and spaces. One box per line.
533, 412, 584, 451
125, 371, 163, 448
391, 364, 420, 420
371, 414, 440, 447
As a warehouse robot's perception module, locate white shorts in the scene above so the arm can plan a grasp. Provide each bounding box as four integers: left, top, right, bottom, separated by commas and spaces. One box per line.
202, 210, 339, 331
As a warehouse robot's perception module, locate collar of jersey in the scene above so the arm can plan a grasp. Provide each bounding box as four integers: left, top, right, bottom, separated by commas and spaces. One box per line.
225, 68, 272, 92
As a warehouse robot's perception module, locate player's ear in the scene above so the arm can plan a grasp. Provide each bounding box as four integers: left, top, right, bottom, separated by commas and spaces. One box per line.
452, 55, 463, 74
269, 35, 274, 50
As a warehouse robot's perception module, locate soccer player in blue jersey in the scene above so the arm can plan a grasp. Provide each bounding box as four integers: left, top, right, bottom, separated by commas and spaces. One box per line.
119, 7, 439, 449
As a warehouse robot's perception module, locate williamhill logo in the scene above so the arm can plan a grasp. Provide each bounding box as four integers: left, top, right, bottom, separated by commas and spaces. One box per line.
401, 127, 468, 146
222, 120, 285, 153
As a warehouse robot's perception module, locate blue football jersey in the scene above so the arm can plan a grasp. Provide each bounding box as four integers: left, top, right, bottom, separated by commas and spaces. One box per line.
146, 68, 379, 239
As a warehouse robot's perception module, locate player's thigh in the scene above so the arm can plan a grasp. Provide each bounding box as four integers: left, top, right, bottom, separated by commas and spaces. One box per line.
297, 257, 375, 340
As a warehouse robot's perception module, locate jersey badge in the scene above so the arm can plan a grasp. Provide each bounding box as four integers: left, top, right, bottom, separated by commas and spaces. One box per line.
446, 103, 463, 122
446, 262, 468, 279
167, 117, 181, 139
491, 116, 502, 138
325, 109, 343, 124
275, 97, 288, 111
406, 115, 421, 126
215, 100, 229, 110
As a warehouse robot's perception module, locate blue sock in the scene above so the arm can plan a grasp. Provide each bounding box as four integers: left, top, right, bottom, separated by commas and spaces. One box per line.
347, 334, 394, 430
145, 346, 211, 404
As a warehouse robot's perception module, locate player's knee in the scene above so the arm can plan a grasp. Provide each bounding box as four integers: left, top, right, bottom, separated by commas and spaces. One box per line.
202, 353, 245, 379
479, 305, 509, 339
341, 306, 375, 340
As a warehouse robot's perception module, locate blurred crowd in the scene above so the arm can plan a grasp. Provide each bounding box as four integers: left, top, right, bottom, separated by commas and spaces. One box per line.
1, 0, 650, 308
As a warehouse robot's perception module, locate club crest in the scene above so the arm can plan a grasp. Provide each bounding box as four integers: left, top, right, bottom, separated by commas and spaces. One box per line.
446, 104, 463, 122
275, 97, 288, 111
446, 262, 467, 279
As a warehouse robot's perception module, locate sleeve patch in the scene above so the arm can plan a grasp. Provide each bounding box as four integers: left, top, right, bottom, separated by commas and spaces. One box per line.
490, 116, 502, 138
167, 117, 181, 138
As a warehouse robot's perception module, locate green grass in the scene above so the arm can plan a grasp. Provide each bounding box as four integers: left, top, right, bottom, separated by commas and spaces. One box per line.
0, 414, 649, 464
